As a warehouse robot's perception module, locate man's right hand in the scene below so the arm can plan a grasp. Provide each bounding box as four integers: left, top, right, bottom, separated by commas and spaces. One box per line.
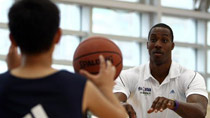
122, 103, 136, 118
80, 55, 116, 89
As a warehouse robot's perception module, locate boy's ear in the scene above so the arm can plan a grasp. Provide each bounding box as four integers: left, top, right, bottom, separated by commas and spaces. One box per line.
9, 33, 18, 46
54, 28, 62, 44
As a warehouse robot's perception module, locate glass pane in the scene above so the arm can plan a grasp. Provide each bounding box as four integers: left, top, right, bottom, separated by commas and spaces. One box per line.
93, 8, 140, 37
57, 3, 80, 30
112, 40, 140, 66
161, 0, 194, 10
53, 35, 80, 61
161, 16, 196, 44
0, 29, 10, 55
207, 21, 210, 46
52, 64, 74, 72
208, 50, 210, 73
141, 43, 149, 64
0, 0, 14, 23
141, 14, 150, 38
0, 60, 7, 73
172, 47, 196, 70
197, 49, 205, 73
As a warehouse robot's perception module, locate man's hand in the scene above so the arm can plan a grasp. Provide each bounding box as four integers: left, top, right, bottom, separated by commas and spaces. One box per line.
6, 44, 21, 70
122, 103, 136, 118
80, 55, 116, 89
147, 97, 175, 113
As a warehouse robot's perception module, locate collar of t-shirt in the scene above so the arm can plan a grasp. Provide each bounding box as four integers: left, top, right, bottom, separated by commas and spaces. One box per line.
143, 61, 181, 81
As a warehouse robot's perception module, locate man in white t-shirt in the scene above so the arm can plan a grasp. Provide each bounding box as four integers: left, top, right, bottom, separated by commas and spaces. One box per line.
114, 23, 208, 118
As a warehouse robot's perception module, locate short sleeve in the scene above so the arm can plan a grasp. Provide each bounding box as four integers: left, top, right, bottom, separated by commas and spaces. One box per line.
185, 72, 208, 99
113, 69, 139, 98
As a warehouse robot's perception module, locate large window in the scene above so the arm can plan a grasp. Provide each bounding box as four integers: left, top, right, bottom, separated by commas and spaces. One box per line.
0, 0, 13, 23
92, 8, 140, 37
113, 40, 140, 66
172, 47, 196, 70
0, 61, 7, 73
92, 7, 141, 66
161, 0, 194, 10
52, 3, 81, 70
0, 29, 10, 55
161, 16, 196, 44
141, 43, 149, 64
53, 35, 80, 61
208, 50, 210, 73
57, 3, 81, 30
0, 0, 13, 73
208, 21, 210, 46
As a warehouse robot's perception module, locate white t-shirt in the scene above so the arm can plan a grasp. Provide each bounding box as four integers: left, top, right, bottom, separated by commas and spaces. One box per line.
113, 62, 208, 118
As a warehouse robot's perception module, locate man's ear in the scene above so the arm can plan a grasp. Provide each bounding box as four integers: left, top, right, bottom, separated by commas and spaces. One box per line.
9, 33, 17, 46
147, 41, 149, 49
54, 28, 62, 44
171, 42, 175, 50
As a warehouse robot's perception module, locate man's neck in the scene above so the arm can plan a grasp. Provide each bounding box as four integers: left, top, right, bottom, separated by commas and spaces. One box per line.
11, 51, 57, 79
21, 52, 52, 68
150, 61, 172, 84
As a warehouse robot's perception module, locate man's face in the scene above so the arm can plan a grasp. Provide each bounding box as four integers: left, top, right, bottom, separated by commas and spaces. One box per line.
147, 27, 174, 65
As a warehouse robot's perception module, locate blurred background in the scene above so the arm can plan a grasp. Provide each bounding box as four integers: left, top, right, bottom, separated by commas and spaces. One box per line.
0, 0, 210, 117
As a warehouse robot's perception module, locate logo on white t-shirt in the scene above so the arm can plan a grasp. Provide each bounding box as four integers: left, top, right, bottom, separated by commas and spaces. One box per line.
169, 89, 175, 94
138, 86, 151, 95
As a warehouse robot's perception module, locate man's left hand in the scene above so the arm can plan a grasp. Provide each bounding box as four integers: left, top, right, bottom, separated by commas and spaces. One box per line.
147, 97, 175, 113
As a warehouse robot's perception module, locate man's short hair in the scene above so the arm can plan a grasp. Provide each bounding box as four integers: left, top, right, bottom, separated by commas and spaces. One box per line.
148, 23, 174, 42
8, 0, 60, 54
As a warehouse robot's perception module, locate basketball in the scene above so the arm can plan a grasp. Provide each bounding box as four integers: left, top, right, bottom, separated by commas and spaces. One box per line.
73, 36, 123, 80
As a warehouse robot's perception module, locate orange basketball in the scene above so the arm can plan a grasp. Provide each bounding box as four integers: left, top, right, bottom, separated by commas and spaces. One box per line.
73, 36, 123, 80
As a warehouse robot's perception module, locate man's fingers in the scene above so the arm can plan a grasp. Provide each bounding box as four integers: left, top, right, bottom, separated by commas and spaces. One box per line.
99, 55, 105, 72
160, 99, 168, 112
147, 108, 154, 113
148, 97, 176, 114
148, 97, 160, 113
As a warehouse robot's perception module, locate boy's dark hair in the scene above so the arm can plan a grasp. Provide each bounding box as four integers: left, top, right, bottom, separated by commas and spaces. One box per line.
148, 23, 174, 42
8, 0, 60, 54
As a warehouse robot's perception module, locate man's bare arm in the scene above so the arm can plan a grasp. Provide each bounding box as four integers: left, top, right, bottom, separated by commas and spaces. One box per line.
148, 94, 208, 118
115, 92, 136, 118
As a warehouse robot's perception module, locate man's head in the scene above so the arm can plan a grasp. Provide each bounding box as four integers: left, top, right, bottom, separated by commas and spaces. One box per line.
147, 23, 174, 65
148, 23, 174, 42
8, 0, 60, 55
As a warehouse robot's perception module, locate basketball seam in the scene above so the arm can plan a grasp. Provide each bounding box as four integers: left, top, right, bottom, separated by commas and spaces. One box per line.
73, 51, 122, 73
79, 38, 121, 52
81, 60, 122, 74
73, 51, 122, 62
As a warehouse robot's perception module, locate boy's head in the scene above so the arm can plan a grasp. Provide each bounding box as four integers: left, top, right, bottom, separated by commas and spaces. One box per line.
8, 0, 60, 54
